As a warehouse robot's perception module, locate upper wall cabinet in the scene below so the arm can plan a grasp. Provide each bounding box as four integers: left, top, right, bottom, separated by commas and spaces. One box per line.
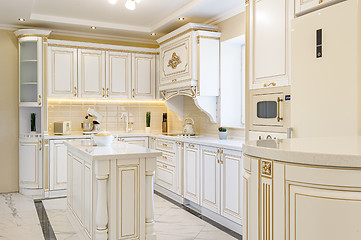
48, 46, 78, 98
157, 23, 221, 95
106, 51, 131, 99
295, 0, 337, 16
78, 49, 106, 98
248, 0, 291, 89
132, 53, 155, 99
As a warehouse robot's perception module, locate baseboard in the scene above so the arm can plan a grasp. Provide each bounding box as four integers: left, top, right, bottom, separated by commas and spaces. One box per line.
19, 188, 44, 199
154, 184, 184, 204
44, 189, 67, 199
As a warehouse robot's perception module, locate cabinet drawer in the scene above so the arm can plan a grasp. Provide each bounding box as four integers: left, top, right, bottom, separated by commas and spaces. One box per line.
157, 151, 175, 167
156, 162, 176, 191
156, 139, 176, 153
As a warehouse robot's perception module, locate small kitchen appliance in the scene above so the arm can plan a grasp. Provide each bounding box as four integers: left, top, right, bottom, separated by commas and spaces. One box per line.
183, 118, 196, 136
82, 108, 103, 135
54, 121, 71, 135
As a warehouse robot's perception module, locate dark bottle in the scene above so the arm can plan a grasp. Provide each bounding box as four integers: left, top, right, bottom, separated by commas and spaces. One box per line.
162, 113, 167, 133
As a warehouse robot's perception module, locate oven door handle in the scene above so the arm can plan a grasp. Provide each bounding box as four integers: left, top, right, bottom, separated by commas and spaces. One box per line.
277, 97, 284, 122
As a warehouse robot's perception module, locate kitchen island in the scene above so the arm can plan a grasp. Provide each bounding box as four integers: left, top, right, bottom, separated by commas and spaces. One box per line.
65, 139, 162, 240
242, 137, 361, 240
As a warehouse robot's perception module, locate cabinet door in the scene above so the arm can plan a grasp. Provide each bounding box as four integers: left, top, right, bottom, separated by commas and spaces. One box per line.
183, 143, 200, 204
19, 139, 42, 189
250, 0, 289, 89
49, 140, 68, 191
106, 51, 131, 99
78, 49, 105, 98
220, 149, 243, 223
132, 53, 155, 99
48, 46, 78, 98
201, 146, 221, 214
160, 33, 192, 87
119, 137, 148, 148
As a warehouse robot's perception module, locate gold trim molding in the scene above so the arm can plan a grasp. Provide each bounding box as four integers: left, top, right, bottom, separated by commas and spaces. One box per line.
167, 52, 182, 69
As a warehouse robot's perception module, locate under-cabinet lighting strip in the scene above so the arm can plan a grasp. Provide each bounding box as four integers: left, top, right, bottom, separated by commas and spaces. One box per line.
47, 98, 165, 104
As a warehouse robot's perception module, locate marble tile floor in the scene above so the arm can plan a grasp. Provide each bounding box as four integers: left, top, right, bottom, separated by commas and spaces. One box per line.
0, 192, 241, 240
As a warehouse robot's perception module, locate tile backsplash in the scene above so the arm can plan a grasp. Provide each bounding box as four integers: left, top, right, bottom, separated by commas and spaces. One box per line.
48, 98, 245, 139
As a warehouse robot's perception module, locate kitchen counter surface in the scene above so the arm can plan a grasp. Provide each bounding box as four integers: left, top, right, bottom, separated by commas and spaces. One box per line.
243, 136, 361, 168
46, 132, 245, 151
65, 139, 162, 161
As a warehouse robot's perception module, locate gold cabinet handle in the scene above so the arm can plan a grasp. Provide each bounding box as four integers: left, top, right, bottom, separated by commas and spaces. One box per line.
163, 155, 168, 159
319, 0, 323, 3
172, 79, 177, 82
121, 139, 125, 142
106, 88, 109, 98
38, 95, 41, 106
102, 88, 105, 97
163, 164, 167, 168
163, 143, 168, 147
277, 97, 284, 122
74, 86, 77, 97
39, 139, 42, 151
189, 144, 195, 148
132, 89, 135, 98
263, 82, 276, 88
219, 149, 224, 164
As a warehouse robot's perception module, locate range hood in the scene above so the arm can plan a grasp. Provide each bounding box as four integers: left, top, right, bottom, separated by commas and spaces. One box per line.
157, 23, 221, 123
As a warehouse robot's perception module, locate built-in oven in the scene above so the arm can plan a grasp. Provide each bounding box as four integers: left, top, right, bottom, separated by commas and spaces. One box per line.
249, 86, 291, 133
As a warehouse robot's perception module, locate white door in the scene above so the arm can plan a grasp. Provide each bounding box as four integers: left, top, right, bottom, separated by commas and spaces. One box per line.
78, 49, 105, 98
19, 138, 42, 189
220, 149, 243, 224
48, 46, 78, 98
201, 146, 221, 214
183, 143, 200, 204
132, 53, 155, 99
106, 51, 131, 99
49, 140, 68, 190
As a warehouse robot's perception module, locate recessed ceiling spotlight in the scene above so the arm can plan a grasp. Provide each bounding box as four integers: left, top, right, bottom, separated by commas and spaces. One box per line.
151, 33, 156, 36
108, 0, 118, 4
91, 26, 96, 30
18, 18, 25, 22
125, 0, 136, 10
178, 17, 185, 21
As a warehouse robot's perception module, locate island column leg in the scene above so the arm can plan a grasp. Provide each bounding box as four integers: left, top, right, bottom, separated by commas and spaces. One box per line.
145, 169, 156, 240
95, 160, 109, 240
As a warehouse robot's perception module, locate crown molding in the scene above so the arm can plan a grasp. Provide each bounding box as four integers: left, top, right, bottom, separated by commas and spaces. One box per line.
204, 4, 245, 25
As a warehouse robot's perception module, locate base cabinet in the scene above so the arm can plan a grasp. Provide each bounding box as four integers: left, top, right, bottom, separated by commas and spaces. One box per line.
244, 154, 361, 240
19, 138, 42, 189
184, 143, 200, 204
49, 140, 68, 191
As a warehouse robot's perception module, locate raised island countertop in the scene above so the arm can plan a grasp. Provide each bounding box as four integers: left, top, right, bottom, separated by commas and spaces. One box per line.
243, 136, 361, 168
65, 139, 162, 161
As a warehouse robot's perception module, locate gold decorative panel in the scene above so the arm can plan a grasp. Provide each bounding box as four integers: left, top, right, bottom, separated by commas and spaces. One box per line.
261, 160, 272, 177
167, 52, 182, 69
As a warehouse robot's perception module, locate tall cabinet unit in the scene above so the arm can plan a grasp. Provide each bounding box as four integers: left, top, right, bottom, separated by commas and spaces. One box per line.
248, 0, 292, 89
15, 29, 51, 196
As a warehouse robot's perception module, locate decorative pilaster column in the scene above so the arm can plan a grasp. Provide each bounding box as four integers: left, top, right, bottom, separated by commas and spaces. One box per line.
95, 160, 109, 240
145, 169, 156, 240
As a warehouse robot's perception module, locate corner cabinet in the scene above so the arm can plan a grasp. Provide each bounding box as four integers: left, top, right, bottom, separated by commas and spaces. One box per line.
248, 0, 291, 89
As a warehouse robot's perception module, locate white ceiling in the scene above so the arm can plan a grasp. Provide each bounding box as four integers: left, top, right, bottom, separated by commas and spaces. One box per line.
0, 0, 244, 44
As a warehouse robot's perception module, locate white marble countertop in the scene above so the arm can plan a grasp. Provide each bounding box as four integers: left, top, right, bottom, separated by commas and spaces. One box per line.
46, 132, 245, 151
243, 136, 361, 168
65, 139, 162, 161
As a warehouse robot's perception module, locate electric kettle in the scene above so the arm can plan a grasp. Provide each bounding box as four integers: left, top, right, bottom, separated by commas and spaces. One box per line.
183, 118, 196, 136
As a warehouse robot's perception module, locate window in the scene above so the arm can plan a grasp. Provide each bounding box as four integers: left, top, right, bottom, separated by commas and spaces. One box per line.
220, 35, 246, 128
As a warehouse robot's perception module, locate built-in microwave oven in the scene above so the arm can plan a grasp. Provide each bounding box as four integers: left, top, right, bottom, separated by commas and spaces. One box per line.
250, 87, 290, 132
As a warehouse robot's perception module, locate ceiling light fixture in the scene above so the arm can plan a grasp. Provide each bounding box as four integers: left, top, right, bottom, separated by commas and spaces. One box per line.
18, 18, 25, 22
91, 26, 96, 30
108, 0, 118, 4
178, 17, 185, 21
151, 33, 156, 36
125, 0, 136, 10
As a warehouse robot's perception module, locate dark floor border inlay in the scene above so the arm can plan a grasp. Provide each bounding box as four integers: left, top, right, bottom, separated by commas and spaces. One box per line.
155, 191, 242, 240
34, 199, 57, 240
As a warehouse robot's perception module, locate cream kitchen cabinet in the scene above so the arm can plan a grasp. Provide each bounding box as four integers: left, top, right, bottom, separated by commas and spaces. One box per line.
78, 49, 106, 98
47, 46, 78, 98
295, 0, 336, 16
183, 143, 201, 204
157, 23, 221, 95
131, 53, 155, 99
116, 137, 149, 147
19, 138, 43, 191
248, 0, 291, 89
201, 147, 243, 223
106, 51, 131, 99
49, 140, 68, 191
